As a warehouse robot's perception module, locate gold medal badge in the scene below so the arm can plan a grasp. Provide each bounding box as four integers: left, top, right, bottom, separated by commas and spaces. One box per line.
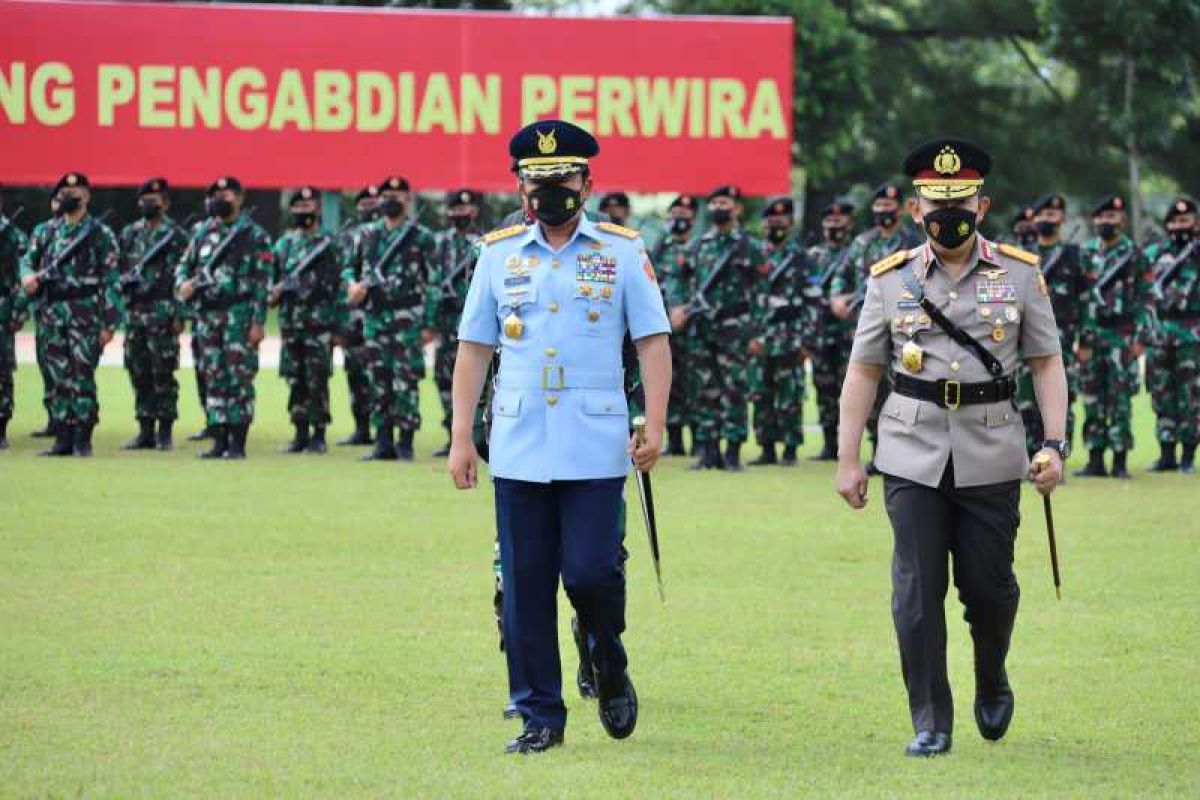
901, 340, 924, 373
503, 312, 524, 340
991, 326, 1006, 342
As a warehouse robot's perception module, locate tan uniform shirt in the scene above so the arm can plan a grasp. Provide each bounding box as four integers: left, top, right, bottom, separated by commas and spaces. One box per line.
849, 237, 1061, 488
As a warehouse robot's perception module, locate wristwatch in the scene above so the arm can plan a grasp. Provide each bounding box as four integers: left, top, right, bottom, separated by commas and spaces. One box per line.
1041, 439, 1070, 460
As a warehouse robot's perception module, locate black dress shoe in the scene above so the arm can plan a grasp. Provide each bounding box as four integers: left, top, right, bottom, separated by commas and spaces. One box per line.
505, 725, 564, 754
502, 702, 520, 720
975, 690, 1015, 741
597, 672, 638, 740
904, 731, 951, 757
571, 616, 598, 699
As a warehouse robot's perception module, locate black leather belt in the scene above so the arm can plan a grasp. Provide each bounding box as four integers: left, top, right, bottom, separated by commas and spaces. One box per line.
893, 372, 1015, 410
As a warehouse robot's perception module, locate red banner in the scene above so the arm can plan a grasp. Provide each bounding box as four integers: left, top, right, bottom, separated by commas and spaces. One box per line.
0, 0, 793, 194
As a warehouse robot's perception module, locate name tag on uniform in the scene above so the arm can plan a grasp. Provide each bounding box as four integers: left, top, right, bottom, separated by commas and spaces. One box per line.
977, 281, 1017, 303
576, 253, 617, 283
504, 275, 532, 288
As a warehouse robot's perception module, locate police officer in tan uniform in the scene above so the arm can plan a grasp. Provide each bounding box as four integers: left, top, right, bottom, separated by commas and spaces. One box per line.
836, 138, 1068, 757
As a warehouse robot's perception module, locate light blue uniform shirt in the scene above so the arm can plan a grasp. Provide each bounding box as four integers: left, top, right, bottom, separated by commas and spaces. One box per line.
458, 214, 671, 483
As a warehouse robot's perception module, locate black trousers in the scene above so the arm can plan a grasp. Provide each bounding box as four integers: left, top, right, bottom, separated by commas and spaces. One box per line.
882, 460, 1021, 734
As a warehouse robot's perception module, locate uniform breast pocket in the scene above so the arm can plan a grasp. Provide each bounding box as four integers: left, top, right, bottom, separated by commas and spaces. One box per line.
497, 287, 537, 341
573, 291, 617, 337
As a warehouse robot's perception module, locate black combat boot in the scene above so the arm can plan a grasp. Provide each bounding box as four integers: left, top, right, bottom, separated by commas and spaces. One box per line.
187, 426, 212, 441
362, 425, 397, 461
123, 419, 156, 450
39, 424, 74, 456
283, 422, 309, 454
338, 413, 373, 446
0, 418, 8, 449
73, 423, 94, 457
1110, 450, 1130, 479
780, 444, 798, 465
224, 424, 248, 460
724, 441, 744, 472
666, 425, 686, 456
749, 440, 777, 466
155, 419, 173, 451
397, 429, 415, 461
307, 426, 327, 454
1074, 448, 1107, 477
1147, 441, 1178, 472
688, 440, 723, 471
809, 425, 838, 461
1181, 442, 1197, 474
31, 418, 55, 438
198, 425, 228, 459
432, 431, 451, 458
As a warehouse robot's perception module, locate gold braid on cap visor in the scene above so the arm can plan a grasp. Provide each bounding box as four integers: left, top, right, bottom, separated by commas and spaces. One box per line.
912, 178, 984, 200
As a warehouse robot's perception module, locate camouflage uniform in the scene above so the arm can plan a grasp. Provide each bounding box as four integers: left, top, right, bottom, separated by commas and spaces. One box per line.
1077, 233, 1154, 460
0, 212, 28, 443
803, 237, 854, 450
654, 233, 695, 436
18, 212, 121, 450
1144, 236, 1200, 461
337, 209, 377, 443
272, 227, 344, 429
118, 216, 187, 426
752, 235, 809, 456
175, 213, 272, 435
432, 227, 480, 437
26, 215, 60, 432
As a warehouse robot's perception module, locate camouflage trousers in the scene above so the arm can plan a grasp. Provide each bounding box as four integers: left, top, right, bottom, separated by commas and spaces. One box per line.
189, 326, 207, 418
1079, 344, 1138, 452
0, 326, 13, 421
194, 310, 259, 427
810, 337, 850, 430
36, 318, 51, 416
363, 326, 423, 433
124, 321, 180, 421
281, 328, 333, 426
1016, 344, 1078, 453
1146, 341, 1200, 445
690, 334, 749, 444
342, 312, 372, 421
752, 353, 805, 447
666, 337, 690, 428
39, 300, 102, 426
434, 330, 458, 432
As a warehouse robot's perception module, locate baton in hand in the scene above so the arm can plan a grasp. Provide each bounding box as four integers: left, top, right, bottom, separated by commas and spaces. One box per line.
1033, 452, 1063, 600
632, 416, 665, 603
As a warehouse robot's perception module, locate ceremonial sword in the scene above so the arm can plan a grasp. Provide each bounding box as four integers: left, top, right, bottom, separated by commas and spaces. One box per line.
632, 416, 665, 603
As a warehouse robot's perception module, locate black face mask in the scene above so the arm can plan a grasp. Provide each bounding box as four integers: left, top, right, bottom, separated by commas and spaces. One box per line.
1018, 230, 1038, 248
825, 226, 848, 244
1097, 222, 1119, 242
606, 213, 627, 226
873, 210, 898, 229
379, 197, 404, 219
292, 211, 316, 229
528, 184, 582, 227
139, 200, 163, 221
923, 207, 977, 250
206, 197, 234, 219
766, 225, 790, 244
58, 194, 82, 214
1035, 220, 1058, 238
1170, 228, 1193, 248
356, 207, 378, 223
450, 215, 473, 232
709, 207, 733, 226
669, 217, 693, 236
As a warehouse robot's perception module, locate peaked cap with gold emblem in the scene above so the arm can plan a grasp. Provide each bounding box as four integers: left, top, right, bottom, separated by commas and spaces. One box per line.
509, 119, 599, 180
903, 137, 992, 200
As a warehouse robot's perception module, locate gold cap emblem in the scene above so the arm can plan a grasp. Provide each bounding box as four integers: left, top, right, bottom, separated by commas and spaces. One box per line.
934, 146, 962, 176
536, 128, 558, 155
66, 174, 78, 186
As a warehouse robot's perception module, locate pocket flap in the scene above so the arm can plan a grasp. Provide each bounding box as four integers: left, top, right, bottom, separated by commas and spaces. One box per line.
582, 391, 627, 416
985, 402, 1016, 428
884, 393, 921, 425
493, 389, 522, 418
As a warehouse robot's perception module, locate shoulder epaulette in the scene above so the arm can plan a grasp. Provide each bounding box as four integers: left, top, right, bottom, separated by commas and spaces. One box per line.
597, 221, 640, 240
482, 224, 527, 245
869, 249, 908, 278
997, 242, 1040, 266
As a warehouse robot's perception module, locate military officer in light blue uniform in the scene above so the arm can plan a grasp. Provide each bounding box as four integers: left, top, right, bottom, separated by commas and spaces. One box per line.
449, 119, 672, 754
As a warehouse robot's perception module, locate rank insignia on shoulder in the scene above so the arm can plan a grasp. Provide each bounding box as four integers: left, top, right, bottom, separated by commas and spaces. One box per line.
483, 224, 527, 245
597, 221, 640, 239
870, 250, 907, 278
997, 242, 1040, 266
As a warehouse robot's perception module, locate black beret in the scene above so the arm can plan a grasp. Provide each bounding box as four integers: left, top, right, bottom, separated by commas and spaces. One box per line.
1092, 194, 1126, 216
355, 185, 380, 203
599, 192, 630, 209
380, 176, 411, 193
820, 199, 856, 217
707, 185, 741, 201
138, 177, 168, 197
1010, 204, 1035, 229
669, 194, 698, 212
445, 188, 482, 207
1032, 193, 1067, 214
873, 182, 903, 201
509, 119, 599, 179
207, 176, 243, 196
288, 186, 319, 207
53, 172, 90, 194
902, 137, 991, 200
1165, 196, 1198, 222
762, 196, 794, 218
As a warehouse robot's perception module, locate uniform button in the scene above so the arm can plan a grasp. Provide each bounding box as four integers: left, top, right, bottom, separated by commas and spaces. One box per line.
1004, 413, 1010, 421
544, 347, 557, 357
950, 361, 960, 372
551, 258, 561, 269
546, 395, 558, 407
588, 311, 600, 322
549, 302, 559, 313
981, 307, 991, 317
948, 290, 959, 300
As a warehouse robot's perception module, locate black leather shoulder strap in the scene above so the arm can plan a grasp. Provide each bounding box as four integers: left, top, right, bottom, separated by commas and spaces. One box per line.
896, 263, 1005, 378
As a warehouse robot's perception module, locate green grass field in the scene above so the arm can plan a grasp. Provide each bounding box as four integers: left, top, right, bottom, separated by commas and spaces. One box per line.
2, 364, 1198, 797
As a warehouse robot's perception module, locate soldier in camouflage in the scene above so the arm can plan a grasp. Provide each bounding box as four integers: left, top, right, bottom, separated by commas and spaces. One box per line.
1005, 203, 1038, 249
431, 188, 483, 457
669, 184, 767, 471
1074, 194, 1155, 479
27, 197, 62, 439
118, 178, 188, 451
1015, 194, 1085, 456
271, 186, 345, 455
345, 175, 438, 462
1143, 197, 1200, 473
336, 184, 381, 447
0, 190, 28, 449
802, 198, 856, 461
830, 182, 921, 473
749, 196, 810, 466
19, 172, 121, 457
652, 194, 697, 456
176, 176, 273, 460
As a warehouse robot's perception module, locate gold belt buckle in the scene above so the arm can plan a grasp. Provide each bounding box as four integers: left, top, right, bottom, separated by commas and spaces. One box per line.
542, 365, 565, 391
943, 380, 961, 410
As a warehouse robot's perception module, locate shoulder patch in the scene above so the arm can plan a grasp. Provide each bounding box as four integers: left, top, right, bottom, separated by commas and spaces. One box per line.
597, 221, 640, 240
997, 242, 1040, 267
482, 224, 527, 245
869, 250, 908, 278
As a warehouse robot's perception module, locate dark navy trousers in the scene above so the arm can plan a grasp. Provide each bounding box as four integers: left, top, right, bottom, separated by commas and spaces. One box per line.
494, 476, 628, 733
